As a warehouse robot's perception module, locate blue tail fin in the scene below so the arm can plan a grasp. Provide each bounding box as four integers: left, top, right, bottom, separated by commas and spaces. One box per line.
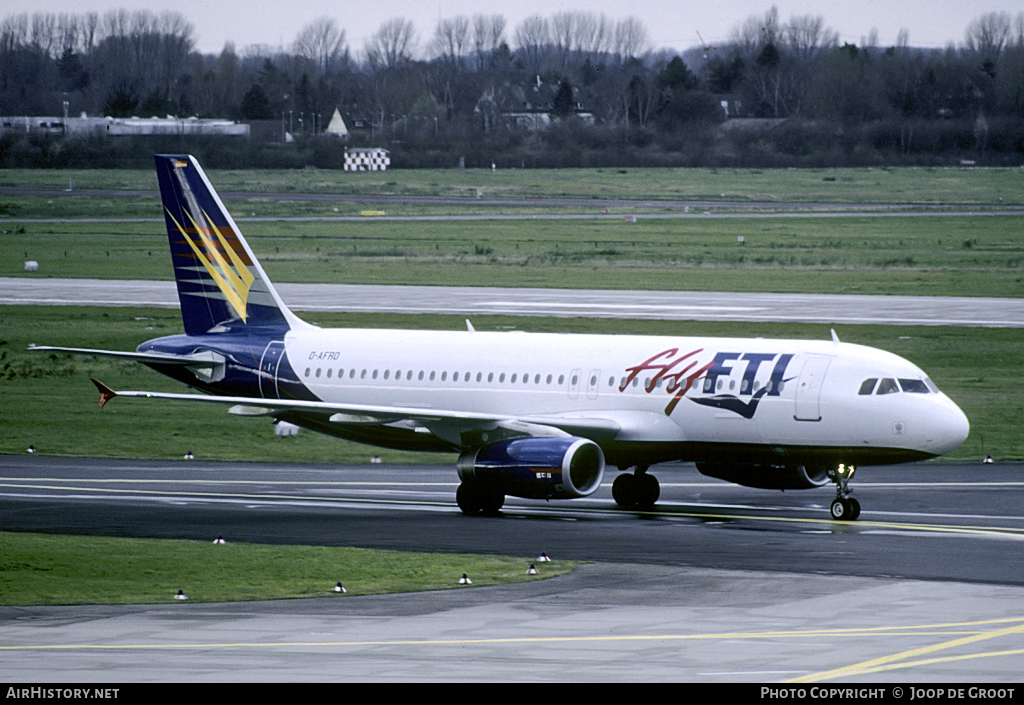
154, 154, 304, 335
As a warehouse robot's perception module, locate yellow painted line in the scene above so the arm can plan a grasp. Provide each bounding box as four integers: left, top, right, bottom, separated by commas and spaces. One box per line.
787, 619, 1024, 682
4, 618, 1023, 653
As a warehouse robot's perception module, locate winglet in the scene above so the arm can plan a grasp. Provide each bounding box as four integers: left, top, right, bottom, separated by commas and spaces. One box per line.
91, 378, 117, 409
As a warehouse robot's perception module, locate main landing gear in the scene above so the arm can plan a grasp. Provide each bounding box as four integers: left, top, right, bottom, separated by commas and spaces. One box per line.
612, 465, 660, 509
828, 463, 860, 520
456, 482, 505, 516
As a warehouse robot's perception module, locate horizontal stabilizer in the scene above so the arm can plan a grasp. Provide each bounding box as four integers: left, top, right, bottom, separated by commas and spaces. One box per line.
30, 345, 207, 365
91, 378, 117, 409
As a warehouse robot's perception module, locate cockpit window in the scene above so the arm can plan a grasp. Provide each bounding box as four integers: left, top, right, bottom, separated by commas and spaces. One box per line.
858, 378, 877, 395
899, 378, 930, 393
861, 376, 935, 395
875, 378, 899, 395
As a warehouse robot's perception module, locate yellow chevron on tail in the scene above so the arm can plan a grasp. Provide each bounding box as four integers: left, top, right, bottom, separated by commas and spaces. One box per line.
165, 206, 255, 322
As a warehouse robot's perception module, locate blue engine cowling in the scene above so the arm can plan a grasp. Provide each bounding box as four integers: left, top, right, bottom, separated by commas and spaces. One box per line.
457, 437, 605, 500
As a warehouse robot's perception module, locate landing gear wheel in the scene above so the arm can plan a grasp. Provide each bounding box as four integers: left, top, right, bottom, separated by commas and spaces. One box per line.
830, 496, 861, 521
612, 467, 659, 509
457, 483, 504, 516
456, 483, 481, 515
480, 489, 505, 516
636, 474, 660, 508
830, 497, 848, 520
846, 497, 861, 520
612, 473, 635, 508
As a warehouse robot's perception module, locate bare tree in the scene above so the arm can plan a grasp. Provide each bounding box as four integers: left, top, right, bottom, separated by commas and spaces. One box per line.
613, 17, 650, 63
579, 13, 614, 62
431, 15, 469, 67
785, 14, 836, 63
365, 17, 417, 71
515, 15, 549, 75
293, 16, 347, 76
472, 14, 505, 69
965, 11, 1012, 63
550, 11, 577, 70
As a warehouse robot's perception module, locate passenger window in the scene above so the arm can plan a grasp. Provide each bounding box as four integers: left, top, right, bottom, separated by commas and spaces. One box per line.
876, 378, 899, 394
899, 378, 930, 393
859, 378, 877, 395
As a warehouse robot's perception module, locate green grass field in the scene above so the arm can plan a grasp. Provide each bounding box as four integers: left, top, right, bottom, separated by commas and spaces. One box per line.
5, 214, 1024, 297
4, 165, 1024, 205
0, 532, 573, 605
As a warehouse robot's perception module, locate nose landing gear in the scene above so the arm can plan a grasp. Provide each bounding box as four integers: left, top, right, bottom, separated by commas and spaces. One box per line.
828, 464, 860, 520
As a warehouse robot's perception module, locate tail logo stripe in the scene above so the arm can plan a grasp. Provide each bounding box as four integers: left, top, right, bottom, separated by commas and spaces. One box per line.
165, 207, 255, 322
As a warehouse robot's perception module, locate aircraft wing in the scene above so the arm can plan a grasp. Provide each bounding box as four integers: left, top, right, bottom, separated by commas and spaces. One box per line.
89, 379, 622, 445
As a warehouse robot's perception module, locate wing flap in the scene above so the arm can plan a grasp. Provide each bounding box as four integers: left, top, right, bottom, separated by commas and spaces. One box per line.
89, 379, 624, 443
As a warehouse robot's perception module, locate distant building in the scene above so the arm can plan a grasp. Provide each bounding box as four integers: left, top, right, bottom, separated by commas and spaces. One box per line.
475, 78, 594, 133
325, 109, 348, 138
344, 147, 390, 171
0, 115, 249, 138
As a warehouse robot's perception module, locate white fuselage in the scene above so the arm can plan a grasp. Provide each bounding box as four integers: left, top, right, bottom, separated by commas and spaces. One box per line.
283, 327, 969, 466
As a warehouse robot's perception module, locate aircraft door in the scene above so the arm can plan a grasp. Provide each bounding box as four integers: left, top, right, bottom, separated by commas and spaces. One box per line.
794, 354, 832, 421
259, 341, 285, 399
587, 369, 601, 399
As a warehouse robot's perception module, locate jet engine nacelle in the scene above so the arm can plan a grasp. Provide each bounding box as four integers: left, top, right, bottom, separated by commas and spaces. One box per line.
695, 462, 829, 490
458, 437, 605, 500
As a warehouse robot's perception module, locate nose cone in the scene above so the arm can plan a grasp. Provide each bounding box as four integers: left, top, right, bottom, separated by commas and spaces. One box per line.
924, 400, 970, 456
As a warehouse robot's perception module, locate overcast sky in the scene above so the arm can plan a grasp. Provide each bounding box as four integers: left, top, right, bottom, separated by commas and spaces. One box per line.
6, 0, 1023, 56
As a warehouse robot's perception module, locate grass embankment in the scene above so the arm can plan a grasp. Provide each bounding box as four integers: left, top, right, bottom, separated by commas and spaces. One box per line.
3, 165, 1024, 205
3, 215, 1023, 298
0, 532, 571, 605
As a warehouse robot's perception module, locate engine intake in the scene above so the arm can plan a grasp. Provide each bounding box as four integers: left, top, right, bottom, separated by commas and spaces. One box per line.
695, 462, 829, 490
458, 437, 605, 500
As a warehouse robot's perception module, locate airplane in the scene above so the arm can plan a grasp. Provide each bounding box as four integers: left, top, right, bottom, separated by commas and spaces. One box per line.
32, 154, 970, 521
